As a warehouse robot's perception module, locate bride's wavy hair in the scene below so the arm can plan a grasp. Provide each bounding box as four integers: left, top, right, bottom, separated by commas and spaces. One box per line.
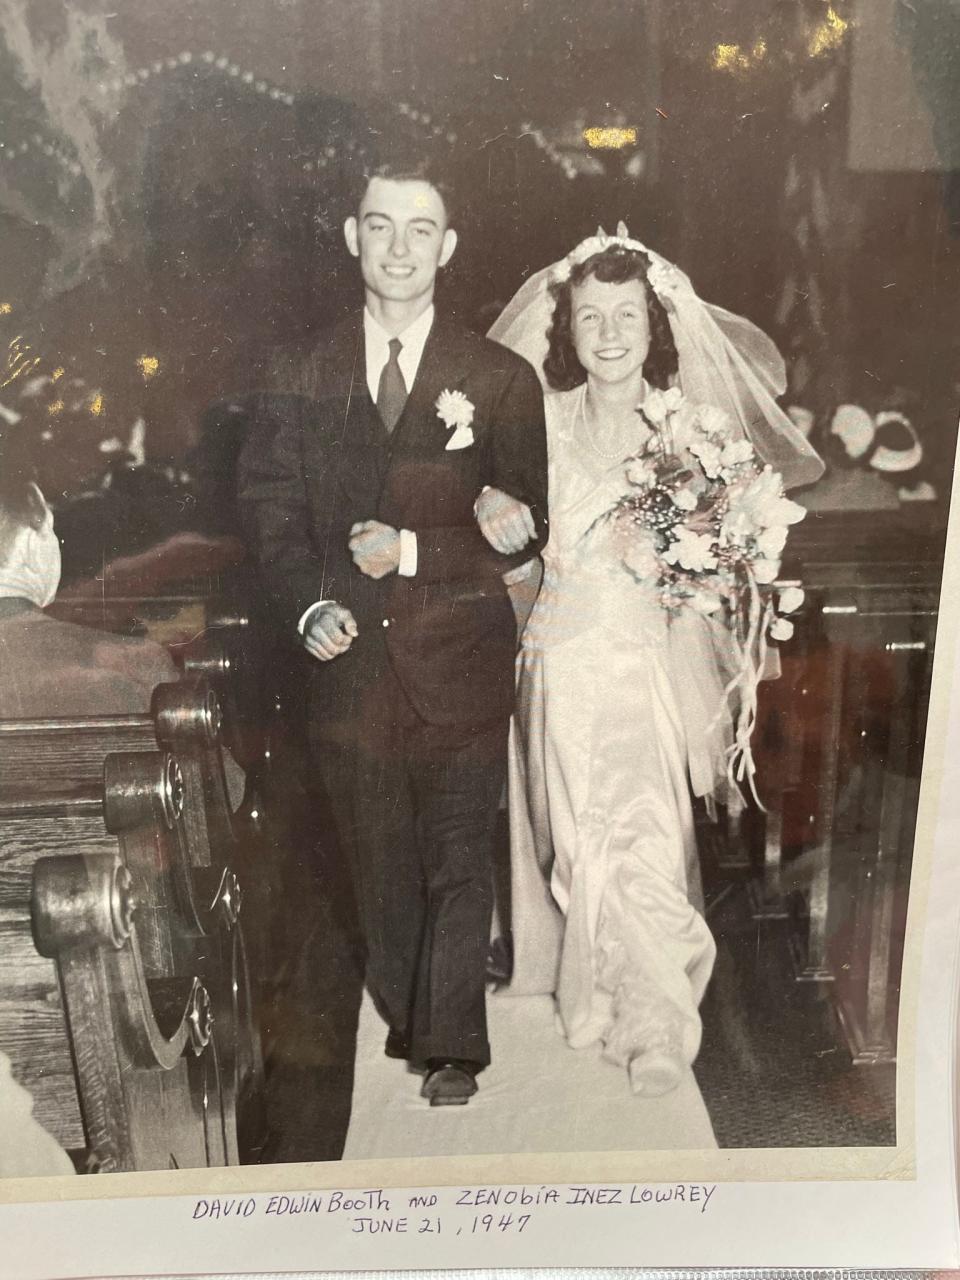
543, 246, 679, 392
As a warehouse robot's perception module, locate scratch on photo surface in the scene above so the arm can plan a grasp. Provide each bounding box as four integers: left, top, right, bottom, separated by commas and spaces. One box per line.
167, 621, 239, 651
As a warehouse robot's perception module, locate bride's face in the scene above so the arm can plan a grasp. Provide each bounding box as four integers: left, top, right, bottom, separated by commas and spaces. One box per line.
570, 276, 651, 389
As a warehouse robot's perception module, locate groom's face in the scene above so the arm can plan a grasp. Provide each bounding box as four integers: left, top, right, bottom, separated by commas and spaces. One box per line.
344, 178, 457, 310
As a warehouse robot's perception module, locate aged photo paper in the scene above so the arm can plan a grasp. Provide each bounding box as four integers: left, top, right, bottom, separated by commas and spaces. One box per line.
1, 0, 959, 1272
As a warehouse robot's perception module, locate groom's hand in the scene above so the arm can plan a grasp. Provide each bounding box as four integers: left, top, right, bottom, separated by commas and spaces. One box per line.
475, 487, 536, 555
302, 603, 358, 661
349, 520, 401, 578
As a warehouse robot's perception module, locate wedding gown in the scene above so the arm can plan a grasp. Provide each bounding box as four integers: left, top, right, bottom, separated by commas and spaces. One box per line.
506, 385, 728, 1093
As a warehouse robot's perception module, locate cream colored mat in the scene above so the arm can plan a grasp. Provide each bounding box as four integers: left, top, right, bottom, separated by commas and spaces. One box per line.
342, 989, 717, 1160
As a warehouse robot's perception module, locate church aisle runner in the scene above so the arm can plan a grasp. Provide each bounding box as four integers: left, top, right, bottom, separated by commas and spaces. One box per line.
343, 988, 717, 1159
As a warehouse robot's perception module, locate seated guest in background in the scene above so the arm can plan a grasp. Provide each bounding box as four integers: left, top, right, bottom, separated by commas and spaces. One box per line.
0, 1050, 74, 1178
801, 404, 933, 512
867, 410, 936, 502
0, 437, 177, 718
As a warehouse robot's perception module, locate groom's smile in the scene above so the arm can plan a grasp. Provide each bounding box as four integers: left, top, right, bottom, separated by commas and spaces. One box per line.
344, 176, 458, 326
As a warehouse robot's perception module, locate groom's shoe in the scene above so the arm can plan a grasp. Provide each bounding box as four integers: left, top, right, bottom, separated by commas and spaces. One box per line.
384, 1029, 410, 1061
420, 1058, 479, 1107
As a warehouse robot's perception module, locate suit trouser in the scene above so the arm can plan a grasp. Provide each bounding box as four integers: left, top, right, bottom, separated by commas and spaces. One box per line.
309, 639, 508, 1067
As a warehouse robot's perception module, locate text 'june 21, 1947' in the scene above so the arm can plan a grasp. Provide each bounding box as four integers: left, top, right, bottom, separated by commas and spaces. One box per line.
189, 1182, 718, 1242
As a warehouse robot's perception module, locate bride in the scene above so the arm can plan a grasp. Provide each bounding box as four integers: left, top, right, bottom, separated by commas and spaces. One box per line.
488, 227, 822, 1096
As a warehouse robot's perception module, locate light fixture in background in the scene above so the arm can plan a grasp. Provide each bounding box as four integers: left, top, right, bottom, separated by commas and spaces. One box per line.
534, 108, 646, 180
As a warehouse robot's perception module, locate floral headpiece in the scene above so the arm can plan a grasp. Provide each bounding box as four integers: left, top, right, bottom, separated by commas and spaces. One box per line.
549, 222, 682, 306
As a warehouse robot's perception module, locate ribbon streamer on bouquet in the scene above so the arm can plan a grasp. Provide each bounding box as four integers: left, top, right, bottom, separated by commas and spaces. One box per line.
710, 567, 770, 810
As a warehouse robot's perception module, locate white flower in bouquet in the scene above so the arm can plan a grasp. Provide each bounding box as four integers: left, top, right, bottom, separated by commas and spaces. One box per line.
689, 436, 723, 479
641, 385, 683, 426
641, 388, 669, 425
753, 559, 780, 584
626, 457, 656, 488
756, 524, 789, 560
665, 406, 700, 453
720, 439, 754, 468
672, 485, 699, 512
696, 404, 731, 439
721, 511, 748, 546
778, 586, 805, 614
664, 527, 718, 573
662, 386, 683, 412
725, 466, 806, 536
606, 392, 806, 666
600, 381, 809, 809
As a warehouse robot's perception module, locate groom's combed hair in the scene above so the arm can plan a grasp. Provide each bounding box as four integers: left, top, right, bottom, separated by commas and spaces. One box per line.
543, 246, 679, 392
350, 153, 457, 225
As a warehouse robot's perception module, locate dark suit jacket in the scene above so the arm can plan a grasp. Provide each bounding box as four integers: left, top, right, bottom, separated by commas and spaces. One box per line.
238, 313, 548, 728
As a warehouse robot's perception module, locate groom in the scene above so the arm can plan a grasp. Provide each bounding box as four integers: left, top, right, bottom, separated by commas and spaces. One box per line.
239, 156, 547, 1104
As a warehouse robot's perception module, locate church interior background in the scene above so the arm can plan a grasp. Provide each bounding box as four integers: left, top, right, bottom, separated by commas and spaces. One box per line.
0, 0, 958, 1165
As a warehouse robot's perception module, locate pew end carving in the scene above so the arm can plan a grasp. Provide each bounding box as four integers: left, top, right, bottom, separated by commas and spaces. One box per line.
0, 678, 265, 1171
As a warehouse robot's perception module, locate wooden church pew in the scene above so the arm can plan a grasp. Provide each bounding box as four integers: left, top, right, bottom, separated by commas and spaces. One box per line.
0, 679, 265, 1168
0, 750, 224, 1171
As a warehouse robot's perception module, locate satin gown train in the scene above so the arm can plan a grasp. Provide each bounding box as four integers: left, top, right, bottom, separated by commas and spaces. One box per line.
506, 385, 721, 1093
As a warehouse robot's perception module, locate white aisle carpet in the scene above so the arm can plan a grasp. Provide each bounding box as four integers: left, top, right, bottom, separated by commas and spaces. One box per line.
342, 988, 717, 1160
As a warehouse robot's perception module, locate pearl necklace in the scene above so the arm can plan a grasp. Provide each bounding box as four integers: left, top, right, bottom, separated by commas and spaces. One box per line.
578, 387, 648, 462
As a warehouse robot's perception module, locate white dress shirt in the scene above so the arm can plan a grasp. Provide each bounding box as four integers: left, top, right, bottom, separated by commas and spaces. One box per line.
298, 306, 434, 636
363, 303, 434, 404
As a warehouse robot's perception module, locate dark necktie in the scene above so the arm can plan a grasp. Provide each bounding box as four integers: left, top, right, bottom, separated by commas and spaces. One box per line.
376, 337, 407, 433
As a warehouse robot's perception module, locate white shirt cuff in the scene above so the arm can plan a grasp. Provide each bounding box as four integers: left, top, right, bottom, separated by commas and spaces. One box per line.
297, 601, 332, 635
398, 528, 417, 577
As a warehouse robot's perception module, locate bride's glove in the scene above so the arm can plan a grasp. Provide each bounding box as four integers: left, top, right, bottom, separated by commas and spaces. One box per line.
475, 486, 536, 555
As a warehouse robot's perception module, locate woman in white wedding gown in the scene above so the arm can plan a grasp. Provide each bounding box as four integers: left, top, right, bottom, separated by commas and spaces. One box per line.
490, 230, 823, 1096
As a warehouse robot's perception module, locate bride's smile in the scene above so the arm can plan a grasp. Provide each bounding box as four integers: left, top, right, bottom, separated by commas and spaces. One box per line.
571, 276, 651, 390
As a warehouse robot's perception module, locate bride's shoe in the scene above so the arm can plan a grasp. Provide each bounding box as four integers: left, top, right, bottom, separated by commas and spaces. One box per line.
595, 975, 691, 1095
627, 1047, 684, 1097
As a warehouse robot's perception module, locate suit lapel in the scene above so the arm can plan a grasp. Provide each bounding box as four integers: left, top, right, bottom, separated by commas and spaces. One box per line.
305, 317, 389, 501
305, 315, 471, 509
389, 320, 468, 457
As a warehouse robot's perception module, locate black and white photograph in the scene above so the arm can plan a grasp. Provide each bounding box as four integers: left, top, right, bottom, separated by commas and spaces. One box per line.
0, 0, 958, 1186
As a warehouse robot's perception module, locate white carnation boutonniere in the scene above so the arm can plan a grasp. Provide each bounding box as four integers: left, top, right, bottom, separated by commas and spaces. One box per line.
436, 388, 475, 450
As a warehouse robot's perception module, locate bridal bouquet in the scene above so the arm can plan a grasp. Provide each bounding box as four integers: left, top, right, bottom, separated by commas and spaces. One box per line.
605, 387, 808, 797
608, 386, 807, 643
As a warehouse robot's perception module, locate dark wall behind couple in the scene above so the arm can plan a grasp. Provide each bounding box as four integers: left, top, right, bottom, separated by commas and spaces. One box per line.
1, 0, 956, 519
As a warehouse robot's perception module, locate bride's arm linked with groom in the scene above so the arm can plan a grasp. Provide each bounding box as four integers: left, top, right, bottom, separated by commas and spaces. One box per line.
238, 144, 817, 1106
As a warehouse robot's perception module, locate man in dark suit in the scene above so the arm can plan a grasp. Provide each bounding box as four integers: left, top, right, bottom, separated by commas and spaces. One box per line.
238, 158, 547, 1105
